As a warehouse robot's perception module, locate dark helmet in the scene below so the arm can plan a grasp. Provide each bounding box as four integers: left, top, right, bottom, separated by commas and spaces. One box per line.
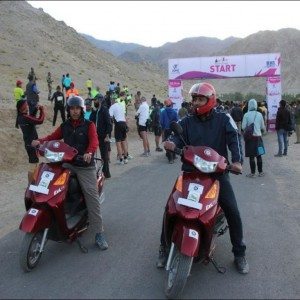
189, 82, 217, 115
94, 93, 104, 101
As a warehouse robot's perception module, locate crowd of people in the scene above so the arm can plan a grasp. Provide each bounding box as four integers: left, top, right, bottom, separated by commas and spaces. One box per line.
12, 68, 300, 272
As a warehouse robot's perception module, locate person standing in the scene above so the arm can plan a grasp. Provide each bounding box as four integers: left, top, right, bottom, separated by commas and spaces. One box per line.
90, 94, 112, 178
109, 97, 128, 165
134, 91, 141, 111
14, 80, 25, 103
231, 102, 243, 134
31, 96, 109, 250
136, 96, 150, 156
274, 100, 292, 156
242, 99, 266, 177
50, 85, 65, 126
66, 82, 79, 100
27, 67, 36, 81
150, 101, 163, 152
151, 94, 157, 107
46, 72, 54, 101
63, 73, 72, 91
160, 99, 178, 163
294, 100, 300, 144
61, 74, 65, 92
85, 78, 93, 97
26, 74, 40, 116
16, 100, 45, 181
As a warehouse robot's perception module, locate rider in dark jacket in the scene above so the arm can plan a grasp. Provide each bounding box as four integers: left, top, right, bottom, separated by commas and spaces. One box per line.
156, 82, 249, 274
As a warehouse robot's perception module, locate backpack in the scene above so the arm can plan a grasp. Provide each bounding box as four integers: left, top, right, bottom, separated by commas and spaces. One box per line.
243, 113, 257, 140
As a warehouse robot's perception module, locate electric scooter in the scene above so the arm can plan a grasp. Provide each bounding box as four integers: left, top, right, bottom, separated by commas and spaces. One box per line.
162, 122, 241, 298
19, 140, 105, 272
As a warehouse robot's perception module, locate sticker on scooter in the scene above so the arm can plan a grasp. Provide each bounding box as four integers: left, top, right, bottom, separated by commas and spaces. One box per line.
29, 184, 49, 195
188, 183, 204, 194
187, 191, 201, 202
41, 171, 55, 181
189, 229, 199, 240
178, 197, 203, 210
28, 208, 39, 216
54, 187, 63, 196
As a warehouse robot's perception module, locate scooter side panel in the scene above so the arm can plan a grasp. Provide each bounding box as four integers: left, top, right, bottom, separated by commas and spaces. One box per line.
19, 208, 52, 233
172, 222, 201, 257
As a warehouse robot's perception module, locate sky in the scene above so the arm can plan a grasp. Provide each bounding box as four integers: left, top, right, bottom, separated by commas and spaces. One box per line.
28, 1, 300, 47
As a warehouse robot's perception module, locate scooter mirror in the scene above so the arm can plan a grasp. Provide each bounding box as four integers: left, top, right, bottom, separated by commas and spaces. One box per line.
170, 121, 183, 135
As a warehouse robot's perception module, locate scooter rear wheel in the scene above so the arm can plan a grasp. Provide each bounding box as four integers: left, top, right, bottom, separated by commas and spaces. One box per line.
19, 231, 43, 272
165, 248, 193, 299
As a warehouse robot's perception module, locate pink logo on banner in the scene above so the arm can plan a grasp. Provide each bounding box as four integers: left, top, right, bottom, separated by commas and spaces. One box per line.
169, 80, 182, 88
267, 77, 281, 84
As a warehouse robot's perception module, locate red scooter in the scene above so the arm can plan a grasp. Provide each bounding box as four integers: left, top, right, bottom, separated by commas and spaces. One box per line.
162, 122, 241, 299
19, 140, 105, 272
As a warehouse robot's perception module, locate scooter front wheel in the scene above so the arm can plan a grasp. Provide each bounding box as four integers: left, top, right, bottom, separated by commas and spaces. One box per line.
19, 231, 44, 272
165, 248, 193, 299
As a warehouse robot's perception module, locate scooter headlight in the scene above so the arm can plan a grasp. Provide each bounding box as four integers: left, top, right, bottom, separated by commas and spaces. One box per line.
193, 155, 218, 173
44, 148, 65, 162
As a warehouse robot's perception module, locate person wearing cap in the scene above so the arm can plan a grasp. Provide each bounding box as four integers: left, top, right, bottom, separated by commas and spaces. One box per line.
50, 85, 65, 126
90, 94, 112, 178
66, 82, 79, 100
160, 99, 178, 163
31, 95, 109, 251
136, 96, 151, 156
84, 98, 93, 121
14, 80, 25, 103
16, 100, 45, 181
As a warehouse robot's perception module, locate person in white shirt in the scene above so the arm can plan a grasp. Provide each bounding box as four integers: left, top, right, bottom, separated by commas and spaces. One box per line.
136, 97, 150, 156
109, 98, 129, 164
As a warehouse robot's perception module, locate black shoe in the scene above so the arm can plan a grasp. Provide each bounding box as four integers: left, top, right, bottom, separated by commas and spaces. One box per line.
234, 256, 249, 274
156, 245, 167, 269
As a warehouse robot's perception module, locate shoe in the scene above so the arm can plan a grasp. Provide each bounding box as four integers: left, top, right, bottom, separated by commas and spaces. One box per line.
234, 256, 249, 274
156, 147, 163, 152
283, 152, 287, 156
95, 233, 108, 250
156, 245, 167, 269
294, 142, 300, 144
127, 154, 133, 160
104, 174, 111, 179
117, 159, 124, 165
141, 152, 149, 157
147, 151, 151, 156
124, 158, 128, 164
258, 172, 265, 177
274, 154, 283, 157
169, 159, 174, 164
246, 173, 255, 178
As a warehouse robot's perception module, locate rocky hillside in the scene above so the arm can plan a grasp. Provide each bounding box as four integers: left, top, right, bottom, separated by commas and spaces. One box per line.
0, 0, 167, 103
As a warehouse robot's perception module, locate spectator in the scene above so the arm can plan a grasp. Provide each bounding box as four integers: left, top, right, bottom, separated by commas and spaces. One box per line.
178, 102, 189, 120
85, 78, 93, 97
242, 99, 266, 177
46, 72, 53, 101
16, 100, 45, 181
14, 80, 25, 103
136, 97, 150, 156
115, 83, 121, 96
84, 98, 93, 121
26, 74, 40, 116
61, 74, 65, 92
63, 73, 72, 91
90, 94, 112, 178
294, 100, 300, 144
150, 101, 163, 151
160, 99, 178, 163
215, 98, 224, 112
27, 67, 36, 81
134, 91, 141, 111
274, 100, 292, 156
231, 102, 243, 134
50, 85, 66, 126
66, 82, 79, 100
151, 94, 157, 107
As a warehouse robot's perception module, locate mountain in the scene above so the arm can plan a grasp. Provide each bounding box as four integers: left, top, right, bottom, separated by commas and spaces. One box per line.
0, 0, 167, 102
80, 33, 142, 57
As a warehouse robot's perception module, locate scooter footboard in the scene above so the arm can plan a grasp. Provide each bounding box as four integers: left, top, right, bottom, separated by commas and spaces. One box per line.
172, 222, 201, 257
19, 208, 52, 233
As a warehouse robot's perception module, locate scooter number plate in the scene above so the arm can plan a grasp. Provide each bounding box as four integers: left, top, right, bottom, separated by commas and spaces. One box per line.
178, 197, 203, 210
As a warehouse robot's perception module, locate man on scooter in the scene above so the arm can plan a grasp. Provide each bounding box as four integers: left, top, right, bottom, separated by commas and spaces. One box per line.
31, 96, 108, 251
156, 82, 249, 274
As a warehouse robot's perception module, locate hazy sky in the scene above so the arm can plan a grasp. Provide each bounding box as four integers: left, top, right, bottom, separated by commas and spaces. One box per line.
28, 1, 300, 47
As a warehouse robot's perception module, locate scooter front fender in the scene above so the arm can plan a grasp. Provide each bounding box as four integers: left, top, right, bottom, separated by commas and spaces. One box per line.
172, 222, 201, 257
19, 208, 52, 233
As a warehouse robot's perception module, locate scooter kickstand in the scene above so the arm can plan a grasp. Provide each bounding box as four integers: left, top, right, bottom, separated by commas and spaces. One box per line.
76, 238, 88, 253
210, 257, 226, 274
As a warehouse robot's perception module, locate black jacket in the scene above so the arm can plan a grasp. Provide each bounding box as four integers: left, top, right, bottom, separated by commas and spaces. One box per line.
275, 107, 291, 131
89, 105, 112, 137
51, 91, 65, 108
171, 110, 243, 170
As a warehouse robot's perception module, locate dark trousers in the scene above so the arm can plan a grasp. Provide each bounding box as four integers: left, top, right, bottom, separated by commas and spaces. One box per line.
53, 106, 66, 126
160, 173, 246, 257
99, 135, 111, 178
249, 155, 262, 174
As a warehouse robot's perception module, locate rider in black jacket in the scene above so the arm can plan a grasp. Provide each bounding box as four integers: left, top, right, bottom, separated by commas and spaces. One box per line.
156, 82, 249, 274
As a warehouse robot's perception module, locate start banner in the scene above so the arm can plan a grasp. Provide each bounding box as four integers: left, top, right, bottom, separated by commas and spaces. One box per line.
168, 53, 281, 80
